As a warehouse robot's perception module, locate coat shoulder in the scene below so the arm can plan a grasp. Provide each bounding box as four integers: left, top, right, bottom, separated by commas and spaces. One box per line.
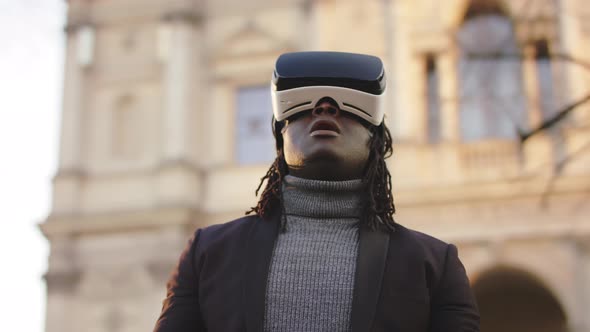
393, 223, 451, 262
195, 214, 261, 250
390, 224, 469, 300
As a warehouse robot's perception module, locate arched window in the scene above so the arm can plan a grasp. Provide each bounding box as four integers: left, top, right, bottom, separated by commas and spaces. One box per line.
457, 2, 527, 141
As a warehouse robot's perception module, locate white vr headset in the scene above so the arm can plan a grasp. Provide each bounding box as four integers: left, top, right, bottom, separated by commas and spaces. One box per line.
271, 51, 386, 126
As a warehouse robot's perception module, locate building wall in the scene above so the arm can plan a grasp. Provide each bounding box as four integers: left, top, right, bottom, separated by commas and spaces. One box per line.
42, 0, 590, 331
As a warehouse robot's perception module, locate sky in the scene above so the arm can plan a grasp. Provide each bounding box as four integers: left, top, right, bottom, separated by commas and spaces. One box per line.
0, 0, 66, 331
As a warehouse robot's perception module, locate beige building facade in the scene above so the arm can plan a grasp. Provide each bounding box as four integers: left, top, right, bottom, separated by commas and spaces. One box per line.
42, 0, 590, 331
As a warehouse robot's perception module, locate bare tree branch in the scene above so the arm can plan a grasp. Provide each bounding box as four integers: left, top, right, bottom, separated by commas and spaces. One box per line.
518, 93, 590, 142
464, 51, 590, 141
467, 52, 590, 71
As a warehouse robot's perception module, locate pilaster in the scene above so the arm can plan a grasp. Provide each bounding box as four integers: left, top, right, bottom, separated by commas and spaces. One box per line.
556, 0, 589, 125
572, 236, 590, 332
43, 235, 80, 332
157, 12, 206, 206
522, 44, 543, 129
52, 22, 95, 215
159, 13, 203, 164
437, 47, 460, 142
388, 0, 413, 140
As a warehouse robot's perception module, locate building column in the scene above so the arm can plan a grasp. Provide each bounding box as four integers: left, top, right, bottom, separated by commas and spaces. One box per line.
438, 48, 460, 142
520, 42, 555, 175
52, 24, 94, 215
381, 0, 397, 134
387, 0, 416, 140
159, 14, 202, 164
157, 13, 205, 206
300, 0, 319, 50
43, 235, 80, 332
522, 44, 543, 130
58, 26, 89, 173
572, 236, 590, 332
556, 0, 589, 124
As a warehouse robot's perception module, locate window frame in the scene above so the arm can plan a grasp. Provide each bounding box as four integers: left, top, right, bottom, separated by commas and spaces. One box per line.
232, 83, 277, 166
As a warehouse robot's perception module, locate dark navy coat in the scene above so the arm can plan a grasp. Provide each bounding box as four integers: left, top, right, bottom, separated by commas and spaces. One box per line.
154, 211, 479, 332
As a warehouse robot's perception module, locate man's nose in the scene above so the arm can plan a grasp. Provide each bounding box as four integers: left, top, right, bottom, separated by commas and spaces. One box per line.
312, 102, 341, 117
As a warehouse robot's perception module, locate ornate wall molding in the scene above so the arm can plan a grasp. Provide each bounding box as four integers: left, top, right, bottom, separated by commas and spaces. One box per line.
45, 270, 82, 295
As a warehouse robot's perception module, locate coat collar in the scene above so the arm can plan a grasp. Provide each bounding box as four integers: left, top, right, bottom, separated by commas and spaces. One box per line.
243, 211, 281, 332
242, 212, 391, 332
350, 222, 391, 332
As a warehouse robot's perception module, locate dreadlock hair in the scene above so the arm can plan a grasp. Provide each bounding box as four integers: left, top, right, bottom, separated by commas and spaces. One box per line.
245, 118, 288, 221
361, 121, 396, 231
246, 117, 396, 231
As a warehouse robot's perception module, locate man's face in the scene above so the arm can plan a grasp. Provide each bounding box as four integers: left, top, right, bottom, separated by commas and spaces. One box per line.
281, 100, 372, 181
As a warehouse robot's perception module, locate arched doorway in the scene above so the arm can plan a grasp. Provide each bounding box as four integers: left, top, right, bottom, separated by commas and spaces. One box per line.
473, 266, 567, 332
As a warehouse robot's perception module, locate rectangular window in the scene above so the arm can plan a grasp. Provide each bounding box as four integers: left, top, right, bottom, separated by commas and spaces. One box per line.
535, 40, 555, 120
235, 86, 276, 165
426, 55, 441, 143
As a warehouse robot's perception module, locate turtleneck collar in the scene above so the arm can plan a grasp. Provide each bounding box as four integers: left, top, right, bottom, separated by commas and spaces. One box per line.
281, 175, 364, 219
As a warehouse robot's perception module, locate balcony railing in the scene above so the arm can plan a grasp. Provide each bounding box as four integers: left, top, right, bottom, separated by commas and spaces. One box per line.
459, 139, 522, 179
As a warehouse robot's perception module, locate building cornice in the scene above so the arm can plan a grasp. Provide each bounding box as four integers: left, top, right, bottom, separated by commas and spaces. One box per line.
395, 174, 590, 207
161, 10, 203, 25
40, 206, 203, 239
44, 269, 82, 294
66, 0, 203, 28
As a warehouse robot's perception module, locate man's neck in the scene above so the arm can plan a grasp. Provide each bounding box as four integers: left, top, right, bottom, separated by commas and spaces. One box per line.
287, 163, 363, 181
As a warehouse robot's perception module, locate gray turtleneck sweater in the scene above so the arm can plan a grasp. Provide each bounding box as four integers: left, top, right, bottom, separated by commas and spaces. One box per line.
263, 175, 362, 332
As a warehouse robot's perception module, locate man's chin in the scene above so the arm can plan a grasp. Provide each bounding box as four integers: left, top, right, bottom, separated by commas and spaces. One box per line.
304, 149, 343, 165
295, 156, 357, 181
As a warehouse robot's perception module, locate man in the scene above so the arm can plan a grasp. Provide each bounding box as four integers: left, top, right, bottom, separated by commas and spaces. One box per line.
154, 52, 480, 332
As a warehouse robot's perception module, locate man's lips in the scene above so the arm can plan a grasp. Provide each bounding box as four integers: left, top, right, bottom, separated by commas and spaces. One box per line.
310, 129, 340, 137
309, 119, 341, 137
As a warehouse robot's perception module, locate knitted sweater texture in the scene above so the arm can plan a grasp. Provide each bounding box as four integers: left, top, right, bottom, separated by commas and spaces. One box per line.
263, 175, 362, 332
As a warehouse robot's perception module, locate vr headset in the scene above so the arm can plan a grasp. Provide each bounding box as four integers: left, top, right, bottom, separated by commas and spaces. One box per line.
271, 51, 386, 126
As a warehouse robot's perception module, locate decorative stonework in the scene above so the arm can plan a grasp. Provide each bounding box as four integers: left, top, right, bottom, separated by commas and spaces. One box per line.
216, 20, 292, 58
45, 270, 82, 295
161, 11, 202, 25
513, 0, 558, 44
